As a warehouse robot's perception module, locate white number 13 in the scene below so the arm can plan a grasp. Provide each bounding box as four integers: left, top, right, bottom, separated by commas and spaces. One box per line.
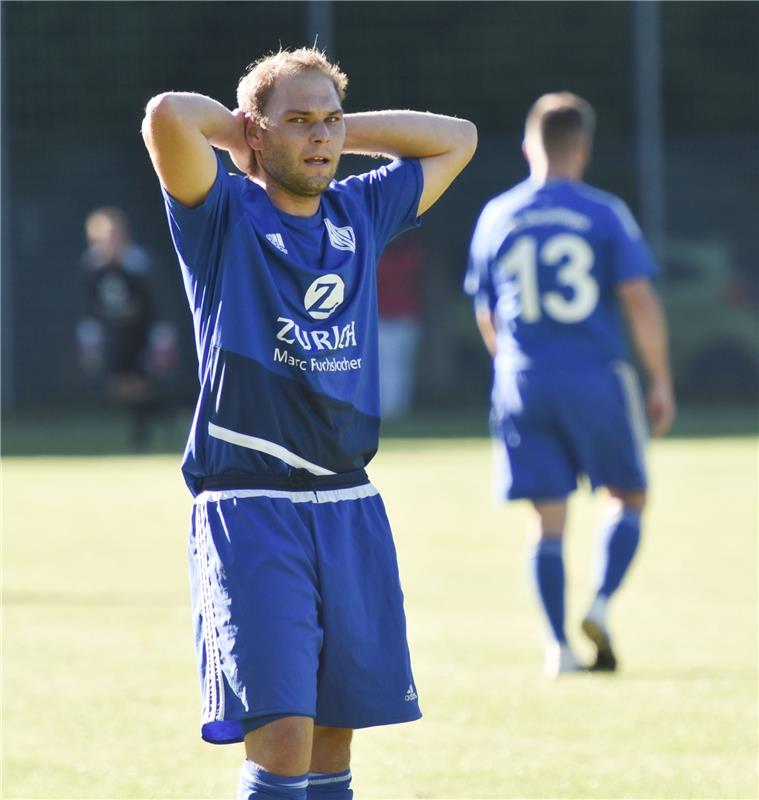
497, 233, 598, 323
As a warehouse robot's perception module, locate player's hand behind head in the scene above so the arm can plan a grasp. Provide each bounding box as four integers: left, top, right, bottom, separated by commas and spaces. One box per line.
230, 109, 257, 177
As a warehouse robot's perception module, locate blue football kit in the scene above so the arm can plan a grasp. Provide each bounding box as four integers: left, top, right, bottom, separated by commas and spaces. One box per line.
162, 153, 423, 743
465, 178, 657, 500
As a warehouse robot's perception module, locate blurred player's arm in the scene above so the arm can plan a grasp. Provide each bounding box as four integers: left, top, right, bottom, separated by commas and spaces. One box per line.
617, 278, 676, 436
343, 111, 477, 215
474, 306, 498, 359
141, 93, 250, 207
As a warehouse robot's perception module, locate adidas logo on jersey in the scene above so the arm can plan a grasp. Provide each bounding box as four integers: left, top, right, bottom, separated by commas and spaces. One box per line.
265, 232, 288, 254
324, 218, 356, 253
404, 683, 418, 702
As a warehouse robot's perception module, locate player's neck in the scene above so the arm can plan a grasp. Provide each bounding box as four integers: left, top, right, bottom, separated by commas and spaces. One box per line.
531, 163, 583, 185
255, 177, 322, 217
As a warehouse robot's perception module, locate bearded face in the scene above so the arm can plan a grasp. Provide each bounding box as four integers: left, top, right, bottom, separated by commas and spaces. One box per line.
257, 130, 340, 197
249, 70, 346, 206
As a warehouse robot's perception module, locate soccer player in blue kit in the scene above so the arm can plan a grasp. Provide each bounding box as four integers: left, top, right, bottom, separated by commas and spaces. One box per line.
465, 93, 675, 679
142, 48, 476, 799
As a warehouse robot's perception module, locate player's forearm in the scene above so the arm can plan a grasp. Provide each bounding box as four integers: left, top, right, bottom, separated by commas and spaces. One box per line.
143, 92, 244, 153
475, 307, 498, 359
343, 111, 477, 161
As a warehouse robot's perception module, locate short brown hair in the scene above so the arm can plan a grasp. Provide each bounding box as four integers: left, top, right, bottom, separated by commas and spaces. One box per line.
237, 47, 348, 123
525, 92, 596, 159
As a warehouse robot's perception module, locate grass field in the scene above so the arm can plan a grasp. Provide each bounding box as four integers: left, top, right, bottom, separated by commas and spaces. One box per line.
2, 434, 757, 799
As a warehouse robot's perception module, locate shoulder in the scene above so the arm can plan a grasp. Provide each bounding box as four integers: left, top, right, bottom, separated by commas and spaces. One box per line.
122, 244, 151, 275
477, 180, 535, 225
571, 182, 642, 238
333, 158, 420, 194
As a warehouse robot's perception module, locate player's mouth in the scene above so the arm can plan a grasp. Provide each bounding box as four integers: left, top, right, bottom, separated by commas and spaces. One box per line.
304, 156, 330, 166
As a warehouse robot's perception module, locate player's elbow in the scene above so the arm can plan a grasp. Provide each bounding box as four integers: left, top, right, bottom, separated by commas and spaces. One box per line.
141, 93, 182, 144
457, 119, 479, 163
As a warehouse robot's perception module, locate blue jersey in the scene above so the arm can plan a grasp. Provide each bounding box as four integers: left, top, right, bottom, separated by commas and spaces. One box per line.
162, 154, 422, 494
465, 178, 657, 372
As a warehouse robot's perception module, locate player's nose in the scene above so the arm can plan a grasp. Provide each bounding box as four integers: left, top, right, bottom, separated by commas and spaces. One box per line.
309, 120, 330, 143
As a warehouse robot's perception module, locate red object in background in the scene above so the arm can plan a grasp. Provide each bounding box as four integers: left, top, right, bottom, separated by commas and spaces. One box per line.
377, 240, 425, 318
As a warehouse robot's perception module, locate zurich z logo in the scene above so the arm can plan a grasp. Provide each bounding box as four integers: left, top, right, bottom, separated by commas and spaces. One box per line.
304, 274, 345, 320
324, 218, 356, 253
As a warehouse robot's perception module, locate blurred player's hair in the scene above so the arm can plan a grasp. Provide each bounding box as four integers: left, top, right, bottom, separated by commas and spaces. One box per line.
525, 92, 596, 160
237, 47, 348, 124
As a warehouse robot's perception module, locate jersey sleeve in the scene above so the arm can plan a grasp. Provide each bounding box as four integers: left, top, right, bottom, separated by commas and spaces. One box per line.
464, 204, 498, 311
341, 158, 423, 252
160, 151, 233, 292
607, 199, 658, 284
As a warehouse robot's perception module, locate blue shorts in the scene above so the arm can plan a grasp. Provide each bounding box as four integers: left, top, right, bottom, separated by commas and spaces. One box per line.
188, 474, 421, 745
491, 362, 648, 501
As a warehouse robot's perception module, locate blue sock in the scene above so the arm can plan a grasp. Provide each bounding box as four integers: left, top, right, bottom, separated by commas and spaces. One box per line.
237, 761, 308, 800
596, 507, 642, 599
307, 770, 353, 799
531, 537, 566, 643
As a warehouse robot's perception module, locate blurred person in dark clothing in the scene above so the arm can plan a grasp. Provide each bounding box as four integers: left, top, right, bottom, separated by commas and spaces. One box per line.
77, 206, 177, 449
377, 237, 425, 419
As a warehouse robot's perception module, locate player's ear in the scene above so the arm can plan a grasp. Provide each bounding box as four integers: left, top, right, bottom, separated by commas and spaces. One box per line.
244, 114, 265, 152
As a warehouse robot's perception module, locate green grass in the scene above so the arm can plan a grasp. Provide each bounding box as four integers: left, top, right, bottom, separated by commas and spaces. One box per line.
2, 437, 757, 799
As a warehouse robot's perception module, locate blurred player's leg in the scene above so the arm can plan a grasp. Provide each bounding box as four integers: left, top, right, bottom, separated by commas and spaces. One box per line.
531, 500, 583, 678
583, 490, 646, 671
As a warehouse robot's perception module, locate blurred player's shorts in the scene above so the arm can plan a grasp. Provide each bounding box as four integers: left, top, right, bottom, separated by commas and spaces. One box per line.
491, 362, 648, 500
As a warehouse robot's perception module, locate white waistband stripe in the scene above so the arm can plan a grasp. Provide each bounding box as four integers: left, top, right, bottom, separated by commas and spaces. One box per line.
195, 483, 379, 505
208, 422, 336, 476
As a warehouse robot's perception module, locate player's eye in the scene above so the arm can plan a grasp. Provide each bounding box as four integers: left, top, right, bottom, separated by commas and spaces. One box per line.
288, 117, 307, 123
325, 115, 342, 123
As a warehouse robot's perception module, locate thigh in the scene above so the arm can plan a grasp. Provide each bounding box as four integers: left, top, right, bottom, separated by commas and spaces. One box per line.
189, 493, 323, 744
309, 489, 422, 730
559, 364, 648, 491
491, 372, 578, 501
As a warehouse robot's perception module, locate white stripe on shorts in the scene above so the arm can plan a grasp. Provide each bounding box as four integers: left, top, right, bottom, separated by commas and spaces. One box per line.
208, 422, 336, 476
195, 483, 379, 505
613, 361, 649, 476
195, 501, 225, 724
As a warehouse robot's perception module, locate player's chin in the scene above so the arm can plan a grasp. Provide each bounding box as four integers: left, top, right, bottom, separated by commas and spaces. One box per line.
297, 174, 335, 196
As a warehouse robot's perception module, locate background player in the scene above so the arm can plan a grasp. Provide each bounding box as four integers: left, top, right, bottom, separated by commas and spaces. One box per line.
142, 48, 476, 799
77, 207, 177, 450
465, 92, 675, 678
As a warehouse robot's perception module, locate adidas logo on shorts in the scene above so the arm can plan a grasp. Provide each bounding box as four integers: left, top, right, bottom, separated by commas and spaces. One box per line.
404, 683, 418, 702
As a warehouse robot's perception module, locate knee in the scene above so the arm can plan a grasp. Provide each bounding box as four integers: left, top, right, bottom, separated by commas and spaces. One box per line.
244, 716, 314, 775
311, 726, 353, 773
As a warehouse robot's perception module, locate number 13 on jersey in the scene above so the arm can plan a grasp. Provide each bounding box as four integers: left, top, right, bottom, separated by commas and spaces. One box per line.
496, 232, 599, 323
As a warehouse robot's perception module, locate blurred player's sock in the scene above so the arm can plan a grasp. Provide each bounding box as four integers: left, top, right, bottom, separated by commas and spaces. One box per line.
238, 762, 308, 799
596, 506, 642, 599
307, 770, 353, 799
531, 536, 566, 644
544, 640, 584, 679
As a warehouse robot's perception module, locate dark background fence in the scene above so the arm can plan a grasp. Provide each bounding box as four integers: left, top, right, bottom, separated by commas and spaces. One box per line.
2, 1, 757, 417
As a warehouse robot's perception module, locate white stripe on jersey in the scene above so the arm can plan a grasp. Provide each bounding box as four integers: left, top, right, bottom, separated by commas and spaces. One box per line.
195, 484, 379, 505
613, 361, 649, 474
208, 422, 336, 476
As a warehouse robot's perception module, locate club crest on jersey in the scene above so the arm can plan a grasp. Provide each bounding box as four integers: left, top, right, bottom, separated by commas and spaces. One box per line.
324, 218, 356, 253
304, 274, 345, 320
